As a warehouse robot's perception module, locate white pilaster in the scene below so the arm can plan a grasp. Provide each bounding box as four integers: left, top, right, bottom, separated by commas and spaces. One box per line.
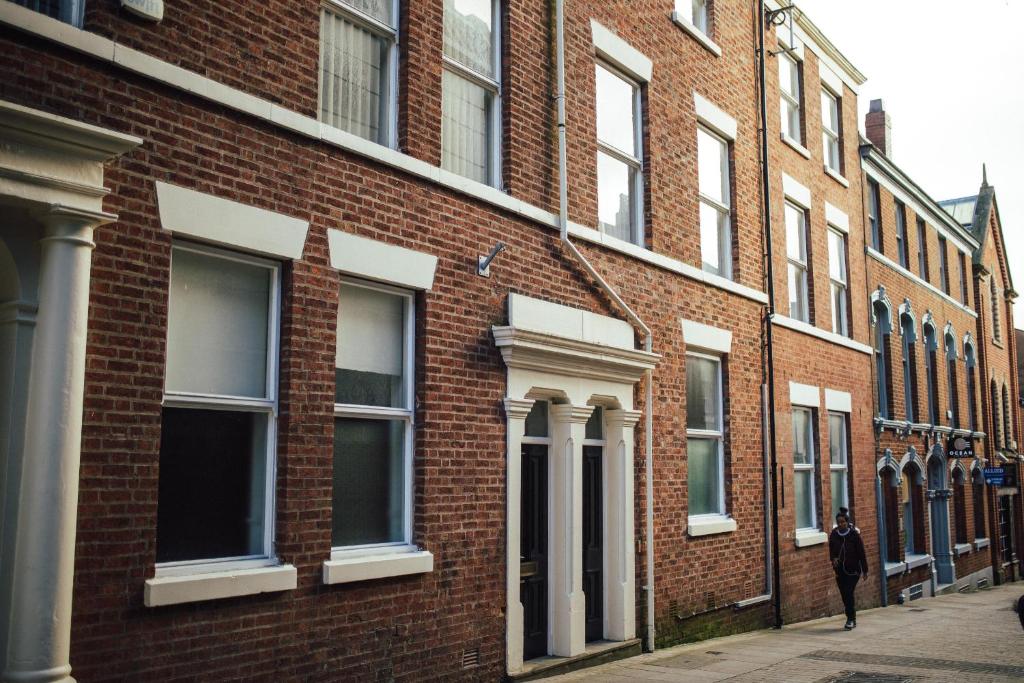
503, 397, 534, 674
604, 409, 641, 642
548, 404, 594, 657
4, 206, 114, 683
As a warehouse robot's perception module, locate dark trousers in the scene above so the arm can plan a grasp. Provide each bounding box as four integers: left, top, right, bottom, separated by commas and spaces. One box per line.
835, 571, 860, 621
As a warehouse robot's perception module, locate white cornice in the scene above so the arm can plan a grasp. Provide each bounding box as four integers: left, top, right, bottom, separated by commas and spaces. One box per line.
865, 247, 978, 319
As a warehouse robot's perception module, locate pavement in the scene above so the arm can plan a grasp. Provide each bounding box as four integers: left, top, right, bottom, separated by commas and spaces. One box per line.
545, 584, 1024, 682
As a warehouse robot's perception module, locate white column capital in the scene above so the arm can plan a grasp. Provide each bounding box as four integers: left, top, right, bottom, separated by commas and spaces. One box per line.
550, 404, 595, 425
34, 204, 117, 242
503, 397, 535, 421
605, 409, 642, 429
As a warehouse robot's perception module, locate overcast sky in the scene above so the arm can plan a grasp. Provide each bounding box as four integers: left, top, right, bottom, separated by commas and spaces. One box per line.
793, 0, 1024, 323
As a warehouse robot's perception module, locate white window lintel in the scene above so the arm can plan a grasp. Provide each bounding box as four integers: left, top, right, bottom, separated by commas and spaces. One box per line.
681, 318, 732, 354
825, 201, 849, 233
819, 62, 843, 94
327, 228, 437, 290
590, 19, 652, 83
693, 92, 736, 141
790, 381, 820, 408
781, 172, 812, 209
825, 389, 852, 414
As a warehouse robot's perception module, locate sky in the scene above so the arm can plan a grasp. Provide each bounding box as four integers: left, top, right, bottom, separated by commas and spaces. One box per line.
793, 0, 1024, 323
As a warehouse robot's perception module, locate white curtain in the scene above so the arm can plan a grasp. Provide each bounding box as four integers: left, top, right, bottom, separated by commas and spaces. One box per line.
442, 70, 490, 183
321, 9, 386, 143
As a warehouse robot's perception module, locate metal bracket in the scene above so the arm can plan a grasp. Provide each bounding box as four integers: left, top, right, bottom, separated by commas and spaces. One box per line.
477, 242, 506, 278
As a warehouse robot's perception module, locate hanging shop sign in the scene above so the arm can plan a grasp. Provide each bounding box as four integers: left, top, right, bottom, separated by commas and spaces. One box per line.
946, 434, 975, 459
983, 467, 1005, 486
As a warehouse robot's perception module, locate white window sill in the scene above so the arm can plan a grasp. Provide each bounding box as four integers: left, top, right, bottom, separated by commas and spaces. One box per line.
975, 537, 991, 550
824, 165, 849, 188
687, 515, 737, 537
884, 561, 906, 577
905, 553, 932, 570
954, 543, 972, 556
794, 529, 828, 547
781, 134, 811, 159
670, 13, 722, 57
323, 549, 433, 585
144, 564, 297, 607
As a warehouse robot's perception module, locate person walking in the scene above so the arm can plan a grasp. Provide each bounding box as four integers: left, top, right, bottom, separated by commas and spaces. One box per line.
829, 507, 868, 630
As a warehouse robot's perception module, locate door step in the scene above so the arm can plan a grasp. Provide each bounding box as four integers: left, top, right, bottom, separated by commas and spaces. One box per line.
509, 639, 642, 681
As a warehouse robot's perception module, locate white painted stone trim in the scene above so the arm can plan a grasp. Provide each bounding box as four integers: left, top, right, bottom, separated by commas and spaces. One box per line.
824, 202, 849, 233
974, 537, 990, 550
819, 62, 843, 95
0, 6, 775, 307
781, 134, 811, 160
781, 173, 811, 209
687, 515, 737, 537
144, 564, 297, 607
771, 314, 873, 355
693, 92, 736, 140
155, 182, 308, 259
670, 12, 722, 57
954, 543, 972, 557
905, 553, 932, 571
794, 530, 827, 547
884, 561, 906, 577
824, 165, 850, 188
865, 247, 978, 318
508, 293, 635, 350
327, 229, 437, 290
789, 381, 820, 408
590, 19, 653, 82
681, 319, 732, 354
765, 0, 863, 94
322, 550, 433, 584
777, 31, 805, 61
824, 389, 852, 414
567, 223, 769, 304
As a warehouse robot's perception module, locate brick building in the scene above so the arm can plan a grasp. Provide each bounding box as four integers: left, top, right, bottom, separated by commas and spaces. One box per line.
0, 1, 1019, 682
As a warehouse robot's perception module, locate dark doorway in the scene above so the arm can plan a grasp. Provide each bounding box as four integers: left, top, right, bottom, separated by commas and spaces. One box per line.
521, 444, 548, 660
582, 445, 603, 642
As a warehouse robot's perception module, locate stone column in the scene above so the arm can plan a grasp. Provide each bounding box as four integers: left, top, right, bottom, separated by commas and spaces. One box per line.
548, 404, 594, 658
603, 409, 641, 642
503, 397, 534, 674
4, 206, 113, 683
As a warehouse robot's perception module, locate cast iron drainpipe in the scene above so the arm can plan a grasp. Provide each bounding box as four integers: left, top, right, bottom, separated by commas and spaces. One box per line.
756, 0, 784, 628
553, 0, 657, 652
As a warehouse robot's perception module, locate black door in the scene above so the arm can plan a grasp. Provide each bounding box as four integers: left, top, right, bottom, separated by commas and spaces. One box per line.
582, 445, 603, 642
521, 444, 548, 660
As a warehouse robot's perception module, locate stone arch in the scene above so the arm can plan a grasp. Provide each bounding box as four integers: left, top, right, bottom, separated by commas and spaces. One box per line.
899, 447, 926, 484
871, 286, 893, 332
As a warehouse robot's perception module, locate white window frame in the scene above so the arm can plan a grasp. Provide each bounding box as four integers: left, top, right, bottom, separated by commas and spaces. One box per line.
820, 86, 840, 174
318, 0, 400, 148
676, 0, 710, 34
923, 323, 938, 425
827, 227, 848, 337
441, 0, 502, 187
686, 352, 727, 519
828, 412, 849, 523
596, 60, 645, 247
778, 51, 802, 144
156, 242, 282, 577
792, 406, 818, 532
331, 278, 416, 559
697, 124, 731, 279
785, 200, 810, 323
965, 341, 978, 431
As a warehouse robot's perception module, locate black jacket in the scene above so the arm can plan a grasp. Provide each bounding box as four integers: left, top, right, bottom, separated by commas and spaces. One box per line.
829, 527, 868, 575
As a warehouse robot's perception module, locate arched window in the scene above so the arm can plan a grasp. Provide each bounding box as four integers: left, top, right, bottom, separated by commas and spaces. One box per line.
991, 277, 1002, 342
991, 380, 1002, 448
1002, 384, 1013, 448
900, 313, 917, 422
945, 331, 959, 428
965, 342, 978, 431
923, 323, 939, 425
972, 468, 987, 540
874, 300, 893, 419
952, 467, 967, 545
902, 463, 924, 555
881, 467, 901, 562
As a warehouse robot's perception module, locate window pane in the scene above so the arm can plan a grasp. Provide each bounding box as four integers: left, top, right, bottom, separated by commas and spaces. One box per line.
166, 247, 271, 399
320, 10, 388, 143
831, 282, 847, 336
828, 230, 846, 282
597, 151, 636, 242
697, 128, 727, 204
788, 262, 807, 322
686, 355, 720, 431
525, 400, 549, 437
441, 70, 492, 184
332, 418, 405, 546
339, 0, 393, 25
585, 406, 603, 440
443, 0, 494, 78
794, 470, 814, 529
595, 64, 636, 156
829, 414, 846, 465
156, 408, 268, 563
792, 409, 810, 464
830, 470, 846, 521
692, 0, 708, 31
688, 438, 721, 516
785, 204, 805, 261
700, 202, 729, 276
778, 54, 798, 99
336, 284, 406, 407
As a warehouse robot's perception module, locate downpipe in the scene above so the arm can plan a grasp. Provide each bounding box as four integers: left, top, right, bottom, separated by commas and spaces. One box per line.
553, 0, 657, 652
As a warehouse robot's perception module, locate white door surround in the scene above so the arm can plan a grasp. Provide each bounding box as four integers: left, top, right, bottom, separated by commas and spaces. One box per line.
495, 294, 657, 674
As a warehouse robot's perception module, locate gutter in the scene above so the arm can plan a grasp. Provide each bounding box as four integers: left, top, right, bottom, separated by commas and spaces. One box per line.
553, 0, 657, 652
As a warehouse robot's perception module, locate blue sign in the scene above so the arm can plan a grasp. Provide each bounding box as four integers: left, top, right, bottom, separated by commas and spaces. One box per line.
984, 467, 1005, 486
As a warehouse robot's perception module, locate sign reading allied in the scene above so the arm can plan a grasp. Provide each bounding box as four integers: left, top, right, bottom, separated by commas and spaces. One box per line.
983, 465, 1017, 487
946, 434, 975, 459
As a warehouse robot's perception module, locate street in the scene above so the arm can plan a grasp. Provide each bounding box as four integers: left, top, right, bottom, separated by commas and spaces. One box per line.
546, 585, 1024, 682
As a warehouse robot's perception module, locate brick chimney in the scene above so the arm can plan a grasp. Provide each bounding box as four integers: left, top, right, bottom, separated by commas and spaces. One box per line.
865, 99, 892, 157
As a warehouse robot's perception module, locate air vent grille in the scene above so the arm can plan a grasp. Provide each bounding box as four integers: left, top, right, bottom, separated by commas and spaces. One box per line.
461, 648, 480, 669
